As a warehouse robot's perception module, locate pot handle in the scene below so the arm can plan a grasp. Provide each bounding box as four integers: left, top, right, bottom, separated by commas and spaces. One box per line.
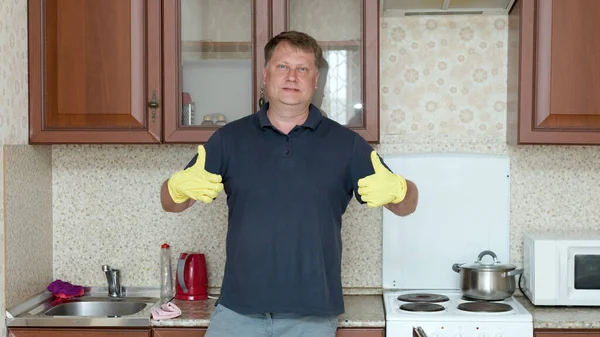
503, 268, 524, 278
477, 250, 499, 264
452, 263, 462, 273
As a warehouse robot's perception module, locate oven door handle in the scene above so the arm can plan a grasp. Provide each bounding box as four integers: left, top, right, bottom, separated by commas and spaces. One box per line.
413, 326, 428, 337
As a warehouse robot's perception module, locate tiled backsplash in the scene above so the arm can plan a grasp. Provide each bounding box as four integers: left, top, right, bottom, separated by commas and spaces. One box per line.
51, 144, 384, 289
2, 9, 600, 316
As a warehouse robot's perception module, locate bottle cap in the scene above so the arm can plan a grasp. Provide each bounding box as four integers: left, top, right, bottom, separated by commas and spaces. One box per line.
161, 242, 170, 249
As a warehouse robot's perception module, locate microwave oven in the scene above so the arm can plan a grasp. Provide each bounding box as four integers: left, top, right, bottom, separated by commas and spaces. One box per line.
523, 232, 600, 306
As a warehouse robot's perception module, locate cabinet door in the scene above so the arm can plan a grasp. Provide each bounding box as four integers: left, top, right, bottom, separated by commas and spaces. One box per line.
508, 0, 600, 144
28, 0, 162, 144
273, 0, 380, 143
153, 327, 207, 337
163, 0, 270, 143
336, 328, 385, 337
8, 328, 150, 337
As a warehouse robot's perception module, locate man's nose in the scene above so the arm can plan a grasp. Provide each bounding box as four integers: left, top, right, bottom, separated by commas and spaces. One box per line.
286, 68, 298, 81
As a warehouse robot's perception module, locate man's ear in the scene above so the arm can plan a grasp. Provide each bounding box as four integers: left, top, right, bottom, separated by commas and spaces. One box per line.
263, 66, 267, 83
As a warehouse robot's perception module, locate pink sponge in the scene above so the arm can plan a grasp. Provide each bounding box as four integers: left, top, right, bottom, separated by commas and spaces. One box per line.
47, 280, 84, 299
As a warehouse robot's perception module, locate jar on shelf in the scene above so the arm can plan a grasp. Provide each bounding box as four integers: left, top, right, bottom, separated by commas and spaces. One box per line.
215, 114, 227, 126
200, 115, 214, 126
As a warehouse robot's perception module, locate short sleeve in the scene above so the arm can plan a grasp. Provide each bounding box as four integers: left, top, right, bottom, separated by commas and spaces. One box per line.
349, 134, 394, 203
183, 130, 224, 176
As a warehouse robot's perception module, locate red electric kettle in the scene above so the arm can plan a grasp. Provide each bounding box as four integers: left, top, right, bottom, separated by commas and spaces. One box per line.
175, 252, 208, 300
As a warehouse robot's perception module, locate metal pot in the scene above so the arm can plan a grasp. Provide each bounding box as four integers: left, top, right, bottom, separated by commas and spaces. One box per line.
452, 250, 523, 301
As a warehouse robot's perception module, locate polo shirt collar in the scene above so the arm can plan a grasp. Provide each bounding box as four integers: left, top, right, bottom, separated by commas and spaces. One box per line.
258, 102, 323, 130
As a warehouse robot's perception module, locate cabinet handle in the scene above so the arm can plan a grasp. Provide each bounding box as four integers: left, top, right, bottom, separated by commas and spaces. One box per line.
148, 89, 159, 122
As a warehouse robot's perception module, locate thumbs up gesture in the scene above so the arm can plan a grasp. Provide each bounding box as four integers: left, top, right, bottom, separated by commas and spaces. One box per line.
167, 145, 224, 204
357, 151, 408, 208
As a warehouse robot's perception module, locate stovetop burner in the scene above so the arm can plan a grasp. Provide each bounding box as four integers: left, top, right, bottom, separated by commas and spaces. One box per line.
457, 302, 513, 313
400, 302, 445, 312
397, 293, 450, 303
460, 295, 502, 302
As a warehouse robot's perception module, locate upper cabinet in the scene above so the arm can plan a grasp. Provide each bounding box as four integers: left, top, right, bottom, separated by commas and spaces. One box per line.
274, 0, 380, 142
164, 0, 380, 143
28, 0, 162, 144
162, 0, 269, 143
28, 0, 380, 144
507, 0, 600, 144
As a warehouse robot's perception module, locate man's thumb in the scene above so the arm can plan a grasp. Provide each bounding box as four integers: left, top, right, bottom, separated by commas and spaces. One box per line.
370, 151, 385, 174
192, 145, 207, 171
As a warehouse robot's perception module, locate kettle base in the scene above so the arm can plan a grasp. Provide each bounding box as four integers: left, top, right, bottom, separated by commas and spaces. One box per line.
174, 293, 208, 301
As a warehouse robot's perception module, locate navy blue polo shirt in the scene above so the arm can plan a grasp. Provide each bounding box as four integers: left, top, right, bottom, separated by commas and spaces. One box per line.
184, 103, 379, 315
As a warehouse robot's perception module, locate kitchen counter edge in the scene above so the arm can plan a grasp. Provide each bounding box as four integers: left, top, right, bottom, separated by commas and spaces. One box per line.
515, 295, 600, 329
152, 295, 385, 328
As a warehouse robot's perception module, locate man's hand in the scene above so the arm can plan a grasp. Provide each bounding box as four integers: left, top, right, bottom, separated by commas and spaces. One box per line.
357, 151, 408, 208
167, 145, 224, 204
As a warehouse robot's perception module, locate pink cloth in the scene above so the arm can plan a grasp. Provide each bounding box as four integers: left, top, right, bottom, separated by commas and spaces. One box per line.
151, 302, 182, 320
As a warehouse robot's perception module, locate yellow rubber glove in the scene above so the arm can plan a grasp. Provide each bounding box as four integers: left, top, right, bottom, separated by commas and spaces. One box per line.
167, 145, 224, 204
357, 151, 408, 208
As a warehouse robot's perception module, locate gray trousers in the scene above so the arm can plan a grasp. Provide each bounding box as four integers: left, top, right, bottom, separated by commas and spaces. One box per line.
205, 304, 338, 337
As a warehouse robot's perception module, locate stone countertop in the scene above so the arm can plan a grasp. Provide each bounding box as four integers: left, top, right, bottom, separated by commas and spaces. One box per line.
151, 295, 385, 328
515, 295, 600, 329
149, 293, 600, 330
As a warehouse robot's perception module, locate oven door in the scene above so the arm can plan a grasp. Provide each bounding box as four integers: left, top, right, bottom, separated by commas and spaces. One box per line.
561, 244, 600, 305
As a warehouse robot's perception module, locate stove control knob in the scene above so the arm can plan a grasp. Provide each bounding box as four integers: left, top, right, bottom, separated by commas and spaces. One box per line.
478, 334, 487, 337
495, 334, 503, 337
454, 334, 462, 337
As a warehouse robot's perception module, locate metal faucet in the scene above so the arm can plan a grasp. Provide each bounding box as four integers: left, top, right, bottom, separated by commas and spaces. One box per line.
102, 265, 122, 298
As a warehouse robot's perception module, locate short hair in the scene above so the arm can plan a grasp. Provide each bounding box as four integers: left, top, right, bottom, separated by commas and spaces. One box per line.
264, 31, 323, 69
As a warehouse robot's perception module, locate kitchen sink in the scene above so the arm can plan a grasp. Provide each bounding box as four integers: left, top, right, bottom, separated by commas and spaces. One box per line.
7, 288, 162, 327
45, 299, 148, 317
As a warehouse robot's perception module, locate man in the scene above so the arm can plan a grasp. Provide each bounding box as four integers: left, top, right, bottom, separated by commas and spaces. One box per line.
161, 31, 418, 337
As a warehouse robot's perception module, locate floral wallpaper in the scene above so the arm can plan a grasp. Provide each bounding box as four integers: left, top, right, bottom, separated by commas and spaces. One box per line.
380, 16, 508, 142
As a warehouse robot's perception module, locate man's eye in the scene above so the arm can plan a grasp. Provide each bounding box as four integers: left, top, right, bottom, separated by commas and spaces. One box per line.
278, 65, 287, 69
299, 67, 307, 72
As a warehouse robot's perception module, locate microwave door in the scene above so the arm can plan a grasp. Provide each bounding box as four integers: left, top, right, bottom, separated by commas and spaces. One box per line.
565, 246, 600, 305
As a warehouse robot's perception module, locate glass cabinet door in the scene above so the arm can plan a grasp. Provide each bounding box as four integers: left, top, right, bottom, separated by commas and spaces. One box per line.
180, 0, 253, 127
273, 0, 379, 142
163, 0, 269, 143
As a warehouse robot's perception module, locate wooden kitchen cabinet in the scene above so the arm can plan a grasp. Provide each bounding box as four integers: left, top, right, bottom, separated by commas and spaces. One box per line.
152, 328, 206, 337
152, 327, 381, 337
336, 328, 384, 337
535, 329, 600, 336
507, 0, 600, 144
8, 328, 150, 337
28, 0, 380, 144
28, 0, 162, 144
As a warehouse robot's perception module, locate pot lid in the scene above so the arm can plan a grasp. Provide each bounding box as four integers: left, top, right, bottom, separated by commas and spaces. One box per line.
460, 250, 516, 271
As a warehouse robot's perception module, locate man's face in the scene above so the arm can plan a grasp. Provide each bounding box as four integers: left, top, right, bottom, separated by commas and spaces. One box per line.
263, 42, 320, 110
